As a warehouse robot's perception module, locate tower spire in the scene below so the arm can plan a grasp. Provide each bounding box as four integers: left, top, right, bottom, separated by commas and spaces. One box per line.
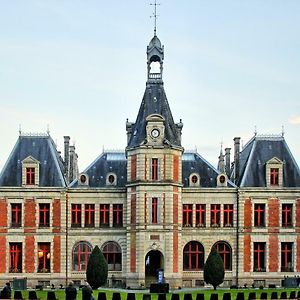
150, 0, 160, 36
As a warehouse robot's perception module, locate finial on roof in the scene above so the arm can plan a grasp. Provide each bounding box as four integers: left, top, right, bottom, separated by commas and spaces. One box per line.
281, 125, 285, 137
19, 124, 22, 136
150, 0, 160, 36
254, 125, 257, 136
47, 124, 50, 136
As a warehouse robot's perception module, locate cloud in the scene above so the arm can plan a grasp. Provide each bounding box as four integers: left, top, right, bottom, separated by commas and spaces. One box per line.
289, 116, 300, 125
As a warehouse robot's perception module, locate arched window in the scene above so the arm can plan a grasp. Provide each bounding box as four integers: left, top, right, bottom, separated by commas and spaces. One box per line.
102, 242, 122, 271
72, 241, 92, 271
214, 241, 232, 271
183, 241, 204, 271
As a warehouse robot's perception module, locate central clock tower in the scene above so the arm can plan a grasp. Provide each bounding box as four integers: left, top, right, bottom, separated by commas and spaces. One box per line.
125, 34, 184, 288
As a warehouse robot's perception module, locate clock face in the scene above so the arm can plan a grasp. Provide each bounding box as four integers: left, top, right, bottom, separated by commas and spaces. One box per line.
151, 129, 160, 138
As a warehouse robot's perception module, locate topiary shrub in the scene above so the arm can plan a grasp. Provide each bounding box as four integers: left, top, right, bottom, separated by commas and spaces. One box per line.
86, 245, 108, 289
204, 246, 224, 290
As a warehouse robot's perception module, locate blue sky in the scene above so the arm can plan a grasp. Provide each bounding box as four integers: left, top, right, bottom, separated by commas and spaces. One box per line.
0, 0, 299, 171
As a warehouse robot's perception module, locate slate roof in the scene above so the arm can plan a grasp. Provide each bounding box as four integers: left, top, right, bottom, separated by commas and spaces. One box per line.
238, 135, 300, 187
127, 83, 181, 149
0, 134, 66, 187
70, 151, 127, 188
182, 151, 235, 188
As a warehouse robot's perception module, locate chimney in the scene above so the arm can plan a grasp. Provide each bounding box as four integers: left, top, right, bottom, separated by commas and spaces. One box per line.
69, 145, 79, 183
233, 137, 241, 185
64, 136, 70, 181
225, 148, 231, 178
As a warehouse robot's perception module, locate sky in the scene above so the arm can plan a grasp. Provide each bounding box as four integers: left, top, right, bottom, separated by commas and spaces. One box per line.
0, 0, 299, 172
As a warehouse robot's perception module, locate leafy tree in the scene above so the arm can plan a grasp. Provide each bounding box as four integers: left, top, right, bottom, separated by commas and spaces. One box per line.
204, 246, 224, 290
86, 245, 108, 289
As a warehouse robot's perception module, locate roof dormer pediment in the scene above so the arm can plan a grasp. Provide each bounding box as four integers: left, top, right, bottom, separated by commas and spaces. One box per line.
266, 157, 283, 165
22, 155, 40, 164
146, 114, 165, 122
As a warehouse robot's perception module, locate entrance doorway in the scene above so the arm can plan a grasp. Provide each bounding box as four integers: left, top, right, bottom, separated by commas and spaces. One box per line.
145, 250, 164, 287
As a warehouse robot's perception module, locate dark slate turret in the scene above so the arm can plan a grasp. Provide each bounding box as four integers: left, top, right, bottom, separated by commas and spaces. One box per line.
237, 134, 300, 187
0, 134, 66, 187
126, 35, 183, 149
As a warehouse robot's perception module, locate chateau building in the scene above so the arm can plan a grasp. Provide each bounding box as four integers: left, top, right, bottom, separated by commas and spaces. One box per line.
0, 33, 300, 289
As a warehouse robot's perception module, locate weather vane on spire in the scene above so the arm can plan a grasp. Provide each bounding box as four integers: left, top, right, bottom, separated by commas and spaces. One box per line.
150, 0, 160, 36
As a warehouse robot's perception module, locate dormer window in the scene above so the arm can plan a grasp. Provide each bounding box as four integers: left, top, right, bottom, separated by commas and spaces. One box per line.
189, 173, 200, 187
217, 173, 228, 187
22, 156, 40, 187
266, 157, 283, 187
26, 168, 35, 185
106, 173, 117, 186
78, 173, 89, 186
270, 168, 279, 185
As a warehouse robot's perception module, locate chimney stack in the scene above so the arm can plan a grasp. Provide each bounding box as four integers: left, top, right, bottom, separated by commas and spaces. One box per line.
225, 148, 231, 178
64, 136, 70, 181
233, 137, 241, 185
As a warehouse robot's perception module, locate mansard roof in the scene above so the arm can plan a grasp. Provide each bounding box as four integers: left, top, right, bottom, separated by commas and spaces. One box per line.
238, 135, 300, 187
0, 134, 66, 187
182, 151, 235, 188
70, 151, 127, 188
127, 83, 182, 149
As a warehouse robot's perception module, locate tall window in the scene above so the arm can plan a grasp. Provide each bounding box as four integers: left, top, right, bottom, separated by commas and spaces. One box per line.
100, 204, 110, 227
215, 242, 232, 270
223, 204, 233, 227
39, 204, 50, 227
253, 242, 266, 272
26, 167, 35, 185
196, 204, 206, 227
11, 203, 22, 227
182, 204, 193, 227
281, 242, 293, 272
254, 204, 265, 227
38, 243, 50, 272
84, 204, 95, 227
113, 204, 123, 227
270, 168, 279, 185
151, 158, 159, 180
9, 243, 22, 273
210, 204, 221, 227
72, 241, 92, 271
183, 241, 204, 271
71, 204, 82, 227
282, 204, 293, 227
152, 198, 158, 224
103, 242, 122, 271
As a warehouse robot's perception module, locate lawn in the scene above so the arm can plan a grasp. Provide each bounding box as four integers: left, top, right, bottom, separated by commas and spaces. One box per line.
14, 288, 299, 300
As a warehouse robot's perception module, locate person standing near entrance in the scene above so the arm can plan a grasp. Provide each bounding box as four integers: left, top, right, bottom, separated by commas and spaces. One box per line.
81, 283, 93, 300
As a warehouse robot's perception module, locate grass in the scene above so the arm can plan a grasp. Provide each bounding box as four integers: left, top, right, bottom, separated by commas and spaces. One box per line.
13, 288, 299, 300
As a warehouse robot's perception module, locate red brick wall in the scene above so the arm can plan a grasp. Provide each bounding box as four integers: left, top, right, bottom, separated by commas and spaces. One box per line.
131, 155, 137, 181
296, 199, 300, 229
130, 189, 136, 272
173, 188, 179, 272
0, 236, 6, 272
53, 236, 61, 273
52, 199, 61, 232
24, 199, 36, 232
173, 155, 179, 182
244, 235, 251, 272
0, 199, 7, 233
269, 235, 278, 272
25, 236, 35, 273
297, 236, 300, 272
244, 198, 252, 232
268, 198, 279, 229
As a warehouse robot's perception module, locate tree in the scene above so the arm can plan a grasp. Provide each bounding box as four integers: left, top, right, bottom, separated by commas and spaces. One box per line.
86, 245, 108, 289
204, 246, 224, 290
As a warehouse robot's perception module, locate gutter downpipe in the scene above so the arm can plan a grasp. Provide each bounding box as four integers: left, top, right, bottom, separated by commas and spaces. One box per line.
236, 188, 239, 286
65, 191, 69, 286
